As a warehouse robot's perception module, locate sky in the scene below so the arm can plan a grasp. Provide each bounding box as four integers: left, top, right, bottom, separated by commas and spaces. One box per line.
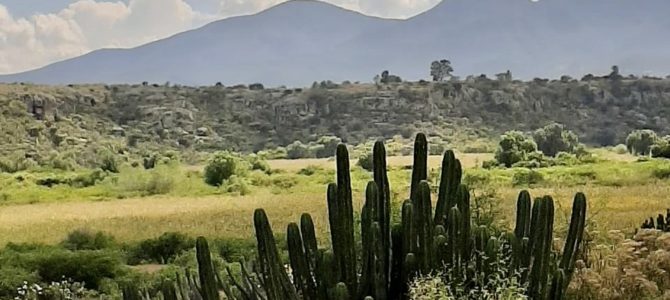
0, 0, 440, 75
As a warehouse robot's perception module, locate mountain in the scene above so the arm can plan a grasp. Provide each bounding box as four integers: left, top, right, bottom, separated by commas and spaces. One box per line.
1, 0, 669, 86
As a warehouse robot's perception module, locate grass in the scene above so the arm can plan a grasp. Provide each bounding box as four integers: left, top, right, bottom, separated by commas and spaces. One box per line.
1, 152, 669, 246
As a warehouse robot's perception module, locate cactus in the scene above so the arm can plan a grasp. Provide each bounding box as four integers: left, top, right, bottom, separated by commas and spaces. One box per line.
410, 133, 428, 202
196, 237, 219, 300
254, 209, 298, 300
553, 192, 587, 293
329, 144, 357, 295
435, 150, 462, 227
373, 140, 392, 291
528, 196, 555, 299
287, 222, 317, 299
414, 180, 434, 274
207, 134, 588, 300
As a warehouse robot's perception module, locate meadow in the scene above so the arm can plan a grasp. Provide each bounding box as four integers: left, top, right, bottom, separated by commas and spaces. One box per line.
1, 151, 667, 247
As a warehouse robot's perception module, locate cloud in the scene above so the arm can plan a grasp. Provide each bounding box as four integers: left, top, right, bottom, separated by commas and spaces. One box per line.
0, 0, 439, 74
0, 0, 215, 74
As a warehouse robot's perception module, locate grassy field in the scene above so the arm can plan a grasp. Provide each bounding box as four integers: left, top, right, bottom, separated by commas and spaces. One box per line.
1, 151, 668, 246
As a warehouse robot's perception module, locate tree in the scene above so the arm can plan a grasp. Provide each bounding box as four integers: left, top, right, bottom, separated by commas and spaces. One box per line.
651, 136, 670, 159
626, 129, 658, 155
532, 123, 580, 157
430, 59, 453, 82
204, 151, 244, 186
379, 70, 402, 84
494, 131, 538, 167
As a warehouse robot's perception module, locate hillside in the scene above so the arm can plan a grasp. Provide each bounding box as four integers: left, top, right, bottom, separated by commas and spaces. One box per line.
2, 75, 670, 168
1, 0, 669, 86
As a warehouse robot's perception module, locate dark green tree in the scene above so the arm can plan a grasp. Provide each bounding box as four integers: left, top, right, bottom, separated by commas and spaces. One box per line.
533, 123, 580, 157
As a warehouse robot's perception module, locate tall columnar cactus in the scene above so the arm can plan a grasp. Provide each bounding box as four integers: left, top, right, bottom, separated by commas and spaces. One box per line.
553, 192, 587, 293
410, 133, 428, 201
254, 209, 298, 300
456, 184, 471, 263
435, 150, 462, 226
326, 144, 357, 295
287, 222, 317, 299
207, 134, 589, 300
360, 181, 380, 298
528, 196, 555, 300
196, 237, 219, 300
373, 140, 392, 290
414, 180, 434, 274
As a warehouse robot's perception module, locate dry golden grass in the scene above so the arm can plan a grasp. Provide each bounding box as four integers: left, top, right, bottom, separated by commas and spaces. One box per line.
0, 191, 335, 246
0, 178, 665, 246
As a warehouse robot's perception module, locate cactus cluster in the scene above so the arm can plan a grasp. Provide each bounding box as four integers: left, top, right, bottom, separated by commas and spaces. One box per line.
641, 209, 670, 232
126, 133, 588, 300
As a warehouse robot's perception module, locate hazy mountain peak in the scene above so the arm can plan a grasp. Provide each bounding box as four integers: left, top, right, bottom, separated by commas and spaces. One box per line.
1, 0, 668, 86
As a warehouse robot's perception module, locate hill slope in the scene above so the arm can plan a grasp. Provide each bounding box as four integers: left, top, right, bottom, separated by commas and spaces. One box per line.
1, 0, 669, 86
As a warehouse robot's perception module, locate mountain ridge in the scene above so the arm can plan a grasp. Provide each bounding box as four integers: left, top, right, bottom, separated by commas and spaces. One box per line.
2, 0, 669, 86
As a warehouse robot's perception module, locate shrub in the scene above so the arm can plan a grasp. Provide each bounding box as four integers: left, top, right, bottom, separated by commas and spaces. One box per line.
212, 238, 256, 262
98, 151, 119, 173
612, 144, 628, 154
533, 123, 580, 157
512, 168, 544, 186
221, 175, 251, 195
651, 136, 670, 159
494, 131, 537, 167
117, 166, 175, 196
271, 174, 299, 189
61, 229, 115, 251
127, 232, 194, 264
297, 165, 324, 176
246, 154, 271, 173
204, 151, 245, 186
286, 141, 312, 159
36, 250, 123, 290
357, 152, 373, 171
626, 129, 658, 155
314, 136, 342, 158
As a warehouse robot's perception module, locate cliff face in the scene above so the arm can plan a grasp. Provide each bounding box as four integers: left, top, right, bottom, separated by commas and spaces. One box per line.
1, 77, 670, 157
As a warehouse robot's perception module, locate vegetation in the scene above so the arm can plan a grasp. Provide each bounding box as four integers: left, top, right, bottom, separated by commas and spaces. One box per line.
3, 73, 670, 298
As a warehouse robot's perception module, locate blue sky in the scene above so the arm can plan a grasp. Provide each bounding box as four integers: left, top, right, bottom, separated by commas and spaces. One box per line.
0, 0, 439, 74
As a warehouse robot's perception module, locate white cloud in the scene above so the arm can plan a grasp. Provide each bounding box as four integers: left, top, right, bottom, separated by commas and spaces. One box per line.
0, 0, 439, 74
0, 0, 215, 74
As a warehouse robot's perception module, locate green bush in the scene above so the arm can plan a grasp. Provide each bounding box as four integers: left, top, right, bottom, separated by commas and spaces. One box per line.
357, 152, 373, 171
221, 175, 251, 195
212, 238, 256, 262
35, 250, 123, 290
512, 168, 544, 186
271, 174, 299, 189
117, 166, 175, 196
533, 123, 580, 157
626, 129, 658, 155
246, 154, 271, 173
286, 141, 313, 159
494, 131, 537, 167
204, 151, 246, 186
61, 229, 115, 251
99, 151, 119, 173
612, 144, 628, 154
298, 165, 324, 176
127, 232, 194, 264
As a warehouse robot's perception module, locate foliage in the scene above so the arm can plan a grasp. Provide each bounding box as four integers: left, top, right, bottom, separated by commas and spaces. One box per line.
357, 152, 373, 171
430, 59, 454, 82
651, 135, 670, 159
127, 232, 194, 264
61, 229, 115, 251
203, 151, 247, 186
533, 123, 580, 157
626, 129, 658, 155
494, 131, 537, 167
